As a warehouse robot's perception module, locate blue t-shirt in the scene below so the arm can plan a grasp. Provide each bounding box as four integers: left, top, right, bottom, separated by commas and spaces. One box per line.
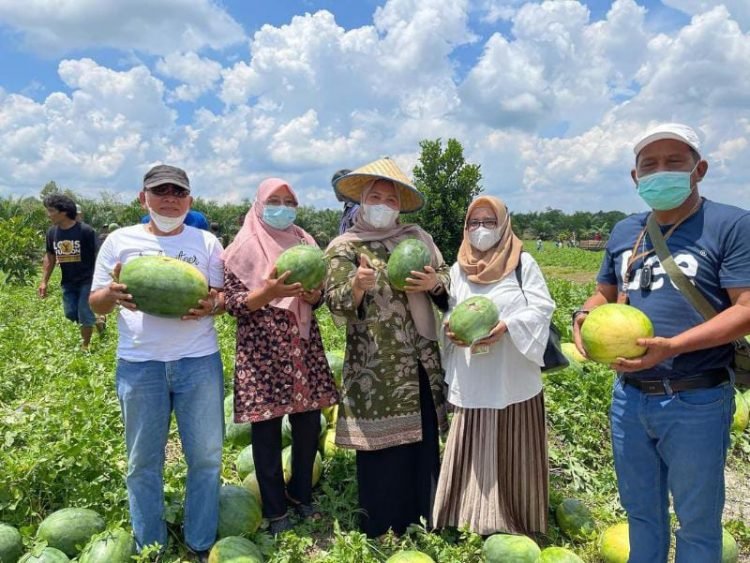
597, 198, 750, 379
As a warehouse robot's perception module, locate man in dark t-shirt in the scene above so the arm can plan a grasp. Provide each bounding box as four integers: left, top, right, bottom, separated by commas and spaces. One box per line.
39, 194, 100, 350
572, 123, 750, 562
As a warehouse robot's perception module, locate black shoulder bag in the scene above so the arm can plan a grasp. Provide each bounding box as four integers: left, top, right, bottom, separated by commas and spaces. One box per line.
646, 214, 750, 386
515, 257, 569, 373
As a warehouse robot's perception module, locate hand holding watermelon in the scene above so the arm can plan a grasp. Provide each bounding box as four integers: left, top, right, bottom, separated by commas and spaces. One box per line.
101, 262, 136, 312
301, 287, 322, 305
471, 320, 507, 349
182, 287, 222, 320
264, 267, 304, 299
403, 265, 439, 293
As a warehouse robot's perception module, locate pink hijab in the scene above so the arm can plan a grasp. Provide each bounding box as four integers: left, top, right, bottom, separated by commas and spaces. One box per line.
223, 178, 317, 338
327, 181, 445, 341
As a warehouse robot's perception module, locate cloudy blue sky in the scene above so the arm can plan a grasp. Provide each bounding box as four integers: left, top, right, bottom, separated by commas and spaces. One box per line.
0, 0, 748, 213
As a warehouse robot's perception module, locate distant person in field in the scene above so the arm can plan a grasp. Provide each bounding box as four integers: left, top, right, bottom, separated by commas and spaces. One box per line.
572, 123, 750, 562
325, 157, 450, 538
536, 238, 543, 251
331, 168, 356, 234
89, 164, 225, 560
434, 196, 554, 536
39, 193, 100, 350
222, 178, 338, 535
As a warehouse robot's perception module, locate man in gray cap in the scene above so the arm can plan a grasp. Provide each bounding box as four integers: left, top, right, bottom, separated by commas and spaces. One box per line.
89, 164, 225, 561
572, 124, 750, 562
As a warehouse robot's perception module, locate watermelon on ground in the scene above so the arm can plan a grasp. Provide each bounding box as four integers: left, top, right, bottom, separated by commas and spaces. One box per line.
555, 498, 596, 541
322, 404, 339, 425
0, 522, 23, 563
319, 429, 337, 458
241, 472, 262, 505
281, 446, 323, 487
385, 550, 436, 562
731, 390, 749, 433
581, 304, 653, 364
483, 534, 541, 563
723, 528, 739, 563
326, 350, 344, 388
540, 546, 584, 562
225, 420, 252, 448
448, 296, 499, 345
275, 245, 326, 291
36, 508, 105, 557
218, 485, 263, 538
281, 415, 293, 448
78, 529, 135, 563
236, 445, 255, 480
387, 239, 432, 291
599, 522, 629, 563
208, 536, 263, 563
18, 547, 70, 563
119, 255, 209, 318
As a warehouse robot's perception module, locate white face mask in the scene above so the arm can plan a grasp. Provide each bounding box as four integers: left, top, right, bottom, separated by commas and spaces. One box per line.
469, 226, 502, 252
363, 203, 399, 229
149, 207, 188, 233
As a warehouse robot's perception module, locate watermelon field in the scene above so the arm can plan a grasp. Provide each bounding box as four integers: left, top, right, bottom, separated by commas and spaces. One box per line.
1, 244, 749, 562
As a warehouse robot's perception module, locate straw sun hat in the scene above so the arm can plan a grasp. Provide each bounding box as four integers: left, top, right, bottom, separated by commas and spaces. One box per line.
333, 157, 425, 213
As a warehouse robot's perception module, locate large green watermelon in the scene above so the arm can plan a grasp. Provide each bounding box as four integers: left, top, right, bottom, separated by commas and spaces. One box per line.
78, 529, 135, 563
208, 536, 263, 563
236, 445, 256, 480
483, 534, 541, 563
18, 547, 69, 563
241, 472, 262, 505
217, 485, 263, 538
581, 304, 653, 364
385, 550, 436, 563
275, 245, 326, 290
119, 255, 209, 318
36, 508, 105, 557
387, 239, 431, 291
281, 446, 323, 487
540, 546, 584, 562
732, 390, 749, 433
449, 296, 499, 345
326, 350, 344, 388
555, 498, 596, 541
723, 528, 739, 563
0, 522, 23, 563
598, 522, 629, 563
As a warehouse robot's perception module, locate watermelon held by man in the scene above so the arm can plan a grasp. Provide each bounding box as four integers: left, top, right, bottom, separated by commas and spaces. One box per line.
580, 304, 654, 364
119, 255, 209, 318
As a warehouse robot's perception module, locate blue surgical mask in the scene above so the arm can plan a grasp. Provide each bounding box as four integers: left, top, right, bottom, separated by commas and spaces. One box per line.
636, 164, 698, 211
262, 205, 297, 230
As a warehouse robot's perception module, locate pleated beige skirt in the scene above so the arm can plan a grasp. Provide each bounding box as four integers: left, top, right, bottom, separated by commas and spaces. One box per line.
432, 392, 548, 536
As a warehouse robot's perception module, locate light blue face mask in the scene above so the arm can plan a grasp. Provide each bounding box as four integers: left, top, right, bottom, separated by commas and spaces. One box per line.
636, 163, 698, 211
262, 205, 297, 229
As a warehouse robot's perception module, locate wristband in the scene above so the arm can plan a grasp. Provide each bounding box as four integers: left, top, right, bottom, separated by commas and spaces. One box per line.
571, 309, 590, 324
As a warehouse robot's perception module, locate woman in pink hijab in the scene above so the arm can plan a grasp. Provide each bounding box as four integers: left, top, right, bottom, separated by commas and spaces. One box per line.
223, 178, 338, 534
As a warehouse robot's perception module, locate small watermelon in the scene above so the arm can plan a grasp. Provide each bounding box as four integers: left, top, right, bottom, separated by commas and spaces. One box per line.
731, 390, 749, 433
556, 498, 596, 541
236, 445, 255, 480
723, 528, 739, 563
36, 508, 105, 557
0, 523, 23, 563
387, 239, 432, 291
208, 536, 263, 563
78, 529, 135, 563
483, 534, 541, 563
224, 394, 252, 448
319, 429, 338, 458
599, 522, 629, 563
326, 350, 344, 388
449, 296, 499, 345
275, 245, 326, 291
217, 485, 262, 538
540, 546, 584, 562
241, 472, 262, 505
18, 547, 70, 563
281, 446, 323, 487
385, 550, 436, 563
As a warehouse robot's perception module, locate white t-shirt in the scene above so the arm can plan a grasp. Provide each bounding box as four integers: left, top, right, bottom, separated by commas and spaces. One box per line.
442, 252, 555, 410
91, 224, 224, 362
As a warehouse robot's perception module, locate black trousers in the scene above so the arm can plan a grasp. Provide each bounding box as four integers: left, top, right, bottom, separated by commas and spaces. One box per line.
252, 409, 321, 519
355, 364, 440, 537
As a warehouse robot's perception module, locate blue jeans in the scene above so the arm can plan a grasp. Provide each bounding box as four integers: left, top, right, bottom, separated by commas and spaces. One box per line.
61, 282, 96, 326
116, 352, 224, 552
610, 376, 734, 563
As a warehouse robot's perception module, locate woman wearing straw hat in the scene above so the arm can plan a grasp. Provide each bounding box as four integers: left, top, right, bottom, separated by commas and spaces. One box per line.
433, 196, 554, 536
223, 178, 339, 534
325, 157, 450, 538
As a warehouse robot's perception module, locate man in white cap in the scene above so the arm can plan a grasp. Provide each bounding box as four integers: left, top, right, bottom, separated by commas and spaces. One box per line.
89, 164, 225, 562
572, 123, 750, 562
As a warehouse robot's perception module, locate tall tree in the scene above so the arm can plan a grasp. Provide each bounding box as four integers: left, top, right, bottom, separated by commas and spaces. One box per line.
410, 138, 482, 264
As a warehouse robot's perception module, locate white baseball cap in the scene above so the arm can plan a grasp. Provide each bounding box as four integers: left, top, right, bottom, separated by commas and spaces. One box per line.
633, 123, 701, 157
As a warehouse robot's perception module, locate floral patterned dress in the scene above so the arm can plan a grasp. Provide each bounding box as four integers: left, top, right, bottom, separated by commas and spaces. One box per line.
325, 238, 450, 450
224, 269, 339, 423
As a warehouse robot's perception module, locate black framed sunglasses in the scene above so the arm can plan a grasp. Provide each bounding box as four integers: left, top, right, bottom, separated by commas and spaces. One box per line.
146, 185, 190, 198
